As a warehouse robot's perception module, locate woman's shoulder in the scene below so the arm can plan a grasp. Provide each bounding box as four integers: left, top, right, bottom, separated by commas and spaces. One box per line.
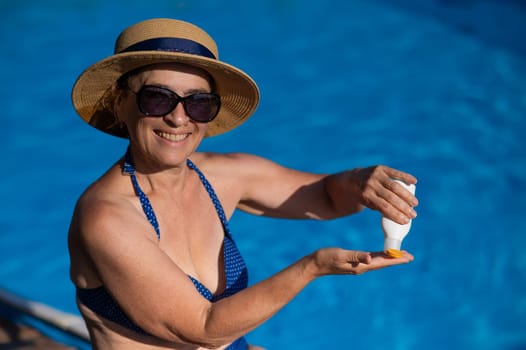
191, 151, 253, 163
190, 151, 277, 175
77, 166, 125, 206
73, 163, 143, 236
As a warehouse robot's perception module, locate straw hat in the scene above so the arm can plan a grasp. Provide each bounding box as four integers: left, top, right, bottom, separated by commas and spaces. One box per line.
71, 18, 260, 138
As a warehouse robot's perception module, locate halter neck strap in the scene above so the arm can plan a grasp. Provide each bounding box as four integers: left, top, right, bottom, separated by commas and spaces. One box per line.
123, 149, 161, 239
123, 147, 232, 239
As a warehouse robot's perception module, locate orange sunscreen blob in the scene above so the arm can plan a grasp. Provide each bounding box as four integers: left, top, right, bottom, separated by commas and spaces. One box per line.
386, 249, 404, 258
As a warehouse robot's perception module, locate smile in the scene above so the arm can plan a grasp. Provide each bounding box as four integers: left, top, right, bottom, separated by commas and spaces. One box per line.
156, 131, 189, 142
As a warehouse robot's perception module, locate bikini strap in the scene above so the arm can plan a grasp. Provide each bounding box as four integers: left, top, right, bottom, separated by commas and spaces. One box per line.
123, 148, 161, 239
186, 158, 233, 238
123, 148, 232, 239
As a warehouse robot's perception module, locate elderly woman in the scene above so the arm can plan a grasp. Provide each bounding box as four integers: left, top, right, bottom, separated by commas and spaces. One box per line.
68, 18, 418, 350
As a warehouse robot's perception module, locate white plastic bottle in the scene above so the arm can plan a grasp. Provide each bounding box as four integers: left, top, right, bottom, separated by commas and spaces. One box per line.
382, 179, 416, 251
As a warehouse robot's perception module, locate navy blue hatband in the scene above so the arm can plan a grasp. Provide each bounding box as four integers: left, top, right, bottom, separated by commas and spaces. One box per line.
120, 37, 216, 59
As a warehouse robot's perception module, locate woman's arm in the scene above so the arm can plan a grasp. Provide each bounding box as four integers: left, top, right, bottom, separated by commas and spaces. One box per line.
73, 192, 413, 348
323, 165, 418, 224
212, 153, 418, 224
203, 248, 412, 345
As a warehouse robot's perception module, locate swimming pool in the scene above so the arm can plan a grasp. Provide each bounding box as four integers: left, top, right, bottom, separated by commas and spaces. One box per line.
1, 0, 525, 349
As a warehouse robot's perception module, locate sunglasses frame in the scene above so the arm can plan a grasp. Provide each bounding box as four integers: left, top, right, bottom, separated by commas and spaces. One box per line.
130, 85, 221, 123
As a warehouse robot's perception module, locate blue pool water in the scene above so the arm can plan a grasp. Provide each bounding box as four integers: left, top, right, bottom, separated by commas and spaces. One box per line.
1, 1, 525, 349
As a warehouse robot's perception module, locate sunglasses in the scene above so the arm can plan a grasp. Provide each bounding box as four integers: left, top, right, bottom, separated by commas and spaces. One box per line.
130, 85, 221, 123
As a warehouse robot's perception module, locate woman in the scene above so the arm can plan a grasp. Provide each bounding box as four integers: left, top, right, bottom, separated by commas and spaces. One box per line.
68, 18, 418, 350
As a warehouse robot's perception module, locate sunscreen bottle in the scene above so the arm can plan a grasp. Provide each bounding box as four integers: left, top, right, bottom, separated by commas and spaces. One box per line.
382, 179, 416, 251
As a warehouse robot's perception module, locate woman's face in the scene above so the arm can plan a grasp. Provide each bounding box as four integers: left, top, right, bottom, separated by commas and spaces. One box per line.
115, 63, 213, 169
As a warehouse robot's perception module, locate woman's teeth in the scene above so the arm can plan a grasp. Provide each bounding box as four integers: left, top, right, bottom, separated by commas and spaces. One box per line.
157, 131, 189, 141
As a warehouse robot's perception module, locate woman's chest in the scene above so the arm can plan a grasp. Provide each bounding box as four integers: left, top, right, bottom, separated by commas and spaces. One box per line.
153, 189, 229, 294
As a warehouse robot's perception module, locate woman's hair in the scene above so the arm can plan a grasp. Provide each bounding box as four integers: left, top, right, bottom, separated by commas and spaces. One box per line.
89, 82, 129, 137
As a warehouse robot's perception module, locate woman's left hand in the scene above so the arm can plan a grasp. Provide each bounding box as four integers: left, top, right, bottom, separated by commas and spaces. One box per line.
325, 165, 418, 223
351, 165, 418, 224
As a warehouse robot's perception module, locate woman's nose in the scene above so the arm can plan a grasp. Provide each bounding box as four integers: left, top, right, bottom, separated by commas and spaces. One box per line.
163, 102, 190, 126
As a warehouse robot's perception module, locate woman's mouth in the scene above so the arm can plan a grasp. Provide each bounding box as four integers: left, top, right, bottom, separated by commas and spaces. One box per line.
156, 131, 189, 142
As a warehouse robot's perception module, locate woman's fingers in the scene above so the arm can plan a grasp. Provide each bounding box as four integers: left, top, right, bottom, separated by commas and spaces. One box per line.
313, 248, 413, 276
358, 166, 418, 224
346, 251, 372, 265
353, 250, 414, 274
383, 167, 418, 187
372, 250, 414, 262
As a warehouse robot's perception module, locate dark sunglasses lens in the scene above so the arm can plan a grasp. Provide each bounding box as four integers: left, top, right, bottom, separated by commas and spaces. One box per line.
184, 94, 221, 122
138, 87, 177, 116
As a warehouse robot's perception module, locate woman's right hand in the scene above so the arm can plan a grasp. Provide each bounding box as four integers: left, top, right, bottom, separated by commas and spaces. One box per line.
307, 248, 414, 277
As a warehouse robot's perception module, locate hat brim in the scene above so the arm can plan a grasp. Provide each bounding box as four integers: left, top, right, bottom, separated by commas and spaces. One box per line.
72, 51, 259, 138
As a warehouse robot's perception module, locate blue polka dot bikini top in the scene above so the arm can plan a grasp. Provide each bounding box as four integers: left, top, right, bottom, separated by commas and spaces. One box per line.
76, 148, 249, 349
